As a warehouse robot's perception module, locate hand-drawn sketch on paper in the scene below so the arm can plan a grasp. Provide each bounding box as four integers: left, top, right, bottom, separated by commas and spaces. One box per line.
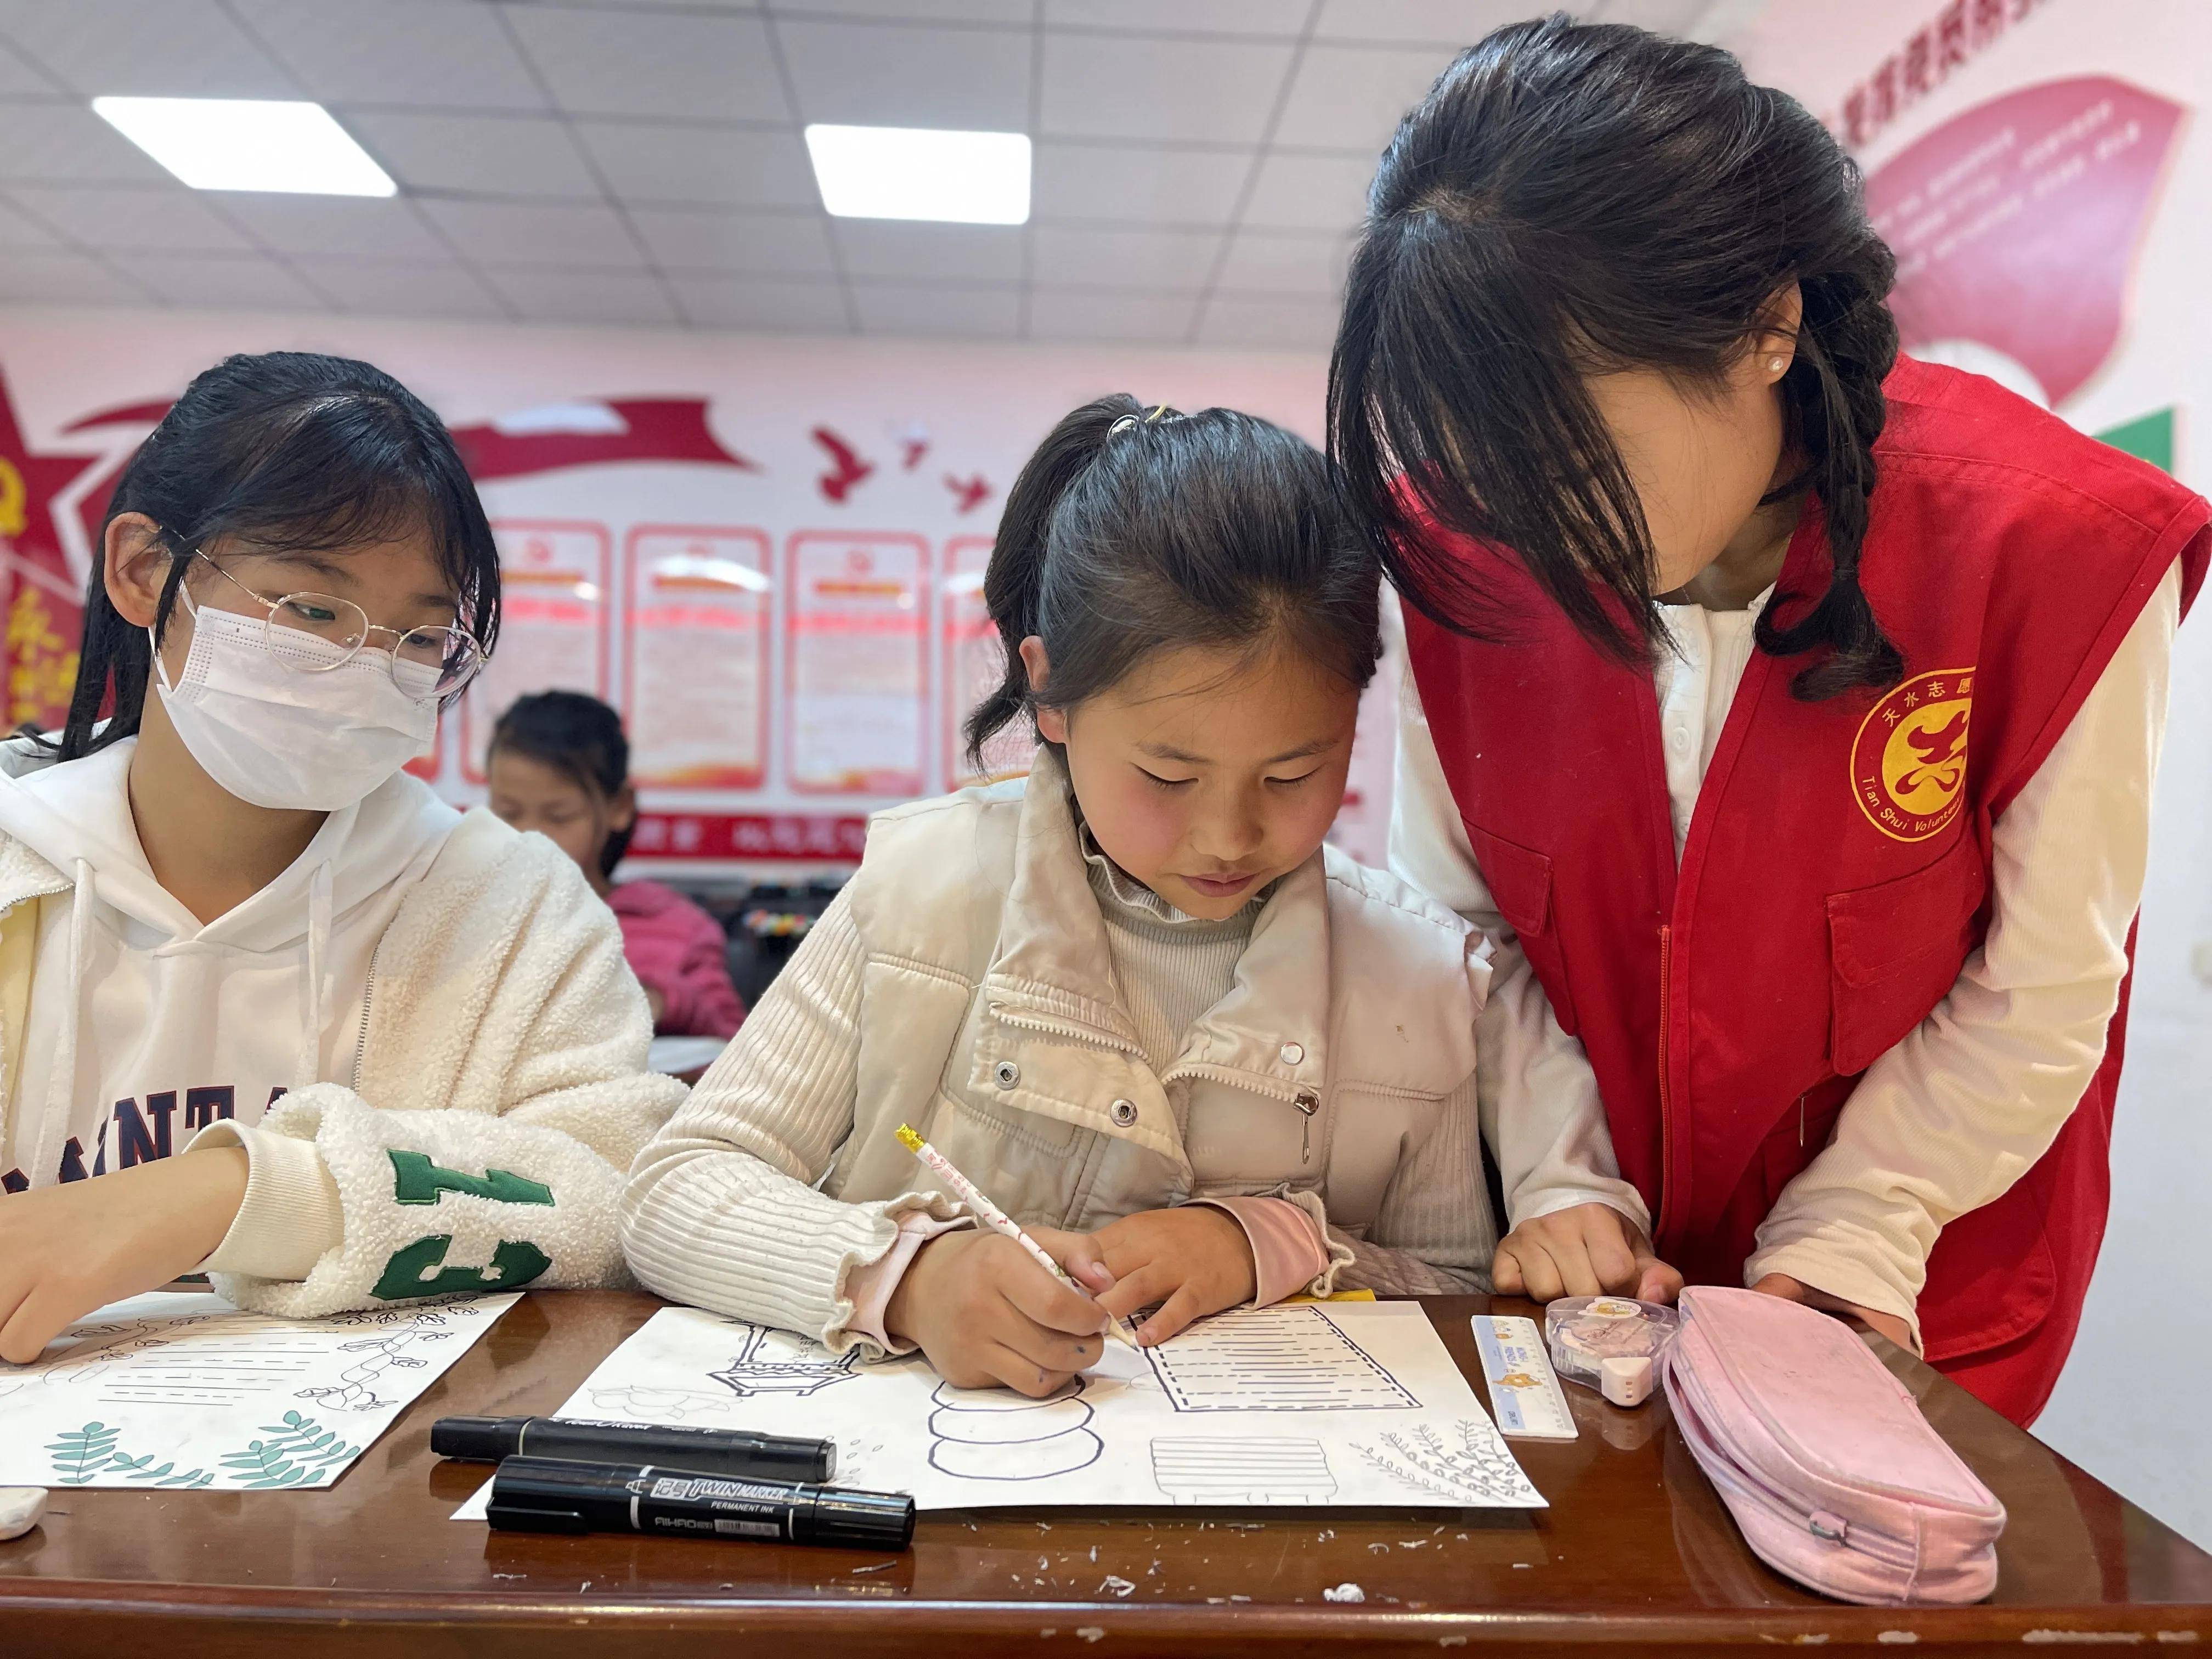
449, 1299, 1542, 1517
929, 1378, 1103, 1481
1352, 1419, 1545, 1508
1151, 1437, 1335, 1504
0, 1290, 518, 1491
709, 1325, 862, 1399
1145, 1306, 1419, 1413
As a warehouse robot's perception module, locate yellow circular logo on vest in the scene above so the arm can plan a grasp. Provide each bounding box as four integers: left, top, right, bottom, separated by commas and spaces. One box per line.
1850, 668, 1974, 842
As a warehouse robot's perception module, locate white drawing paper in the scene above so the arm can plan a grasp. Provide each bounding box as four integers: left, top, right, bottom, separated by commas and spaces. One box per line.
0, 1289, 518, 1490
453, 1300, 1543, 1515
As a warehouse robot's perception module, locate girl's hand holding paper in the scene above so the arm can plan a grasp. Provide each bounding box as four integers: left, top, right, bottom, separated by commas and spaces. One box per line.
1060, 1206, 1258, 1347
0, 1149, 249, 1363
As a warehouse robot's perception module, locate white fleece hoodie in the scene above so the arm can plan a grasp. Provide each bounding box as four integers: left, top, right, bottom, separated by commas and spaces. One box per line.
0, 734, 688, 1313
0, 737, 454, 1221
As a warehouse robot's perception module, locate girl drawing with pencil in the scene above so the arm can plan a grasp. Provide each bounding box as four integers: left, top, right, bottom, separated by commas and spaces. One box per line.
623, 396, 1677, 1398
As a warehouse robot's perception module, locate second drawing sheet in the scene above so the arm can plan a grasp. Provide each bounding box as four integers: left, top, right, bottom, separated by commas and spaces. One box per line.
453, 1300, 1544, 1514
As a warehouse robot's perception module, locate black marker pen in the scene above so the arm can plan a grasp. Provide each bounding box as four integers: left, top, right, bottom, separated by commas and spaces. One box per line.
486, 1456, 915, 1551
432, 1415, 835, 1483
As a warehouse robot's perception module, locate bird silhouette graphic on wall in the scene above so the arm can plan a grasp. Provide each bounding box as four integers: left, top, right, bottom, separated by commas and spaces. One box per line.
812, 426, 875, 503
945, 473, 992, 515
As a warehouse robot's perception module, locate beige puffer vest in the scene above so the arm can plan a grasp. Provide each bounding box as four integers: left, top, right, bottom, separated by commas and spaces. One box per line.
821, 755, 1492, 1265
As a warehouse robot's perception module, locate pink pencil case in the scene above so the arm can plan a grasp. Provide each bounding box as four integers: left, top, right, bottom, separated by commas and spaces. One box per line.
1662, 1285, 2006, 1605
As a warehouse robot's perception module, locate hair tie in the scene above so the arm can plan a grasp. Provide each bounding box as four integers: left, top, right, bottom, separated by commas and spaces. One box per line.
1108, 403, 1178, 438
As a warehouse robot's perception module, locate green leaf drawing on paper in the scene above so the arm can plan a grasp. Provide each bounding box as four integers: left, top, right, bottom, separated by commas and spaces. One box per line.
47, 1421, 120, 1483
219, 1411, 362, 1488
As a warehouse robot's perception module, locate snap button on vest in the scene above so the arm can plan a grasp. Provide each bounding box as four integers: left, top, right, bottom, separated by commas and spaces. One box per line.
1109, 1098, 1137, 1127
993, 1060, 1019, 1089
1279, 1041, 1305, 1065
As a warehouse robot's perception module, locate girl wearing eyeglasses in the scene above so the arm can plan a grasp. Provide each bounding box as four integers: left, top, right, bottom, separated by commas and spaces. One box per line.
0, 350, 684, 1359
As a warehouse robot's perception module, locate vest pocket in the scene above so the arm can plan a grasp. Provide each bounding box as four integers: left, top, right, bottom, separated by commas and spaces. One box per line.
1463, 819, 1578, 1036
1825, 834, 1988, 1077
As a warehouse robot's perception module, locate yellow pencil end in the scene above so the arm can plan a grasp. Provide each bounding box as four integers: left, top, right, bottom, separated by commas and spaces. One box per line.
894, 1124, 924, 1154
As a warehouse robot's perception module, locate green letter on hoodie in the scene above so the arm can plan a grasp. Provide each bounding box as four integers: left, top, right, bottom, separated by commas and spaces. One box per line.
373, 1235, 551, 1300
387, 1149, 554, 1207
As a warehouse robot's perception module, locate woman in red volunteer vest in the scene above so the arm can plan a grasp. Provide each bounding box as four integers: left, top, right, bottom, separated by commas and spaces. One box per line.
1328, 17, 2207, 1425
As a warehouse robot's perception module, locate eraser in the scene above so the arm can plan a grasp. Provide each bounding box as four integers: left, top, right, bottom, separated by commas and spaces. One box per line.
0, 1487, 45, 1542
1600, 1355, 1654, 1408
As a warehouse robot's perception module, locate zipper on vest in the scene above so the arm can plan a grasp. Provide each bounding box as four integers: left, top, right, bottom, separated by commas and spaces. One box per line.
1657, 923, 1674, 1234
988, 1002, 1144, 1059
1163, 1062, 1323, 1164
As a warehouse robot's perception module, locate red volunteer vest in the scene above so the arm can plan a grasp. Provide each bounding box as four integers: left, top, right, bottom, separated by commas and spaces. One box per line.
1405, 359, 2208, 1425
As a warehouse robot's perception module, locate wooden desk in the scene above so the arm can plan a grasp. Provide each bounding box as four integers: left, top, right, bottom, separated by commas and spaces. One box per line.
2, 1290, 2205, 1655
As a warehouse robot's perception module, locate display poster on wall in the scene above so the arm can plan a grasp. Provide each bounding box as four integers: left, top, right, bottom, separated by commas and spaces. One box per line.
624, 524, 770, 791
785, 529, 929, 798
460, 518, 611, 783
941, 533, 1035, 789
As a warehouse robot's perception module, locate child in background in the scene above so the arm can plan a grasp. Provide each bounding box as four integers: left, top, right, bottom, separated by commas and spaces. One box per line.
487, 692, 746, 1041
624, 395, 1675, 1400
0, 352, 684, 1361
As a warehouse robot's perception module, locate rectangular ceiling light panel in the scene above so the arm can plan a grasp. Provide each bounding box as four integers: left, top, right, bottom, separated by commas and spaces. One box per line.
804, 124, 1029, 225
92, 97, 397, 196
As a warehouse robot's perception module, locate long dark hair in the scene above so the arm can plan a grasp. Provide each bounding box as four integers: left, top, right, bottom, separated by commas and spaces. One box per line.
54, 350, 501, 759
1329, 13, 1903, 699
489, 690, 633, 877
966, 394, 1380, 766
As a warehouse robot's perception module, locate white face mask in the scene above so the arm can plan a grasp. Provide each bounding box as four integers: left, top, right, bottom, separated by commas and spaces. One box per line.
150, 594, 439, 811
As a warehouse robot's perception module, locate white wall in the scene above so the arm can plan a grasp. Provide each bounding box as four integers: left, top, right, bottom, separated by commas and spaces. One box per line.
1733, 0, 2212, 1548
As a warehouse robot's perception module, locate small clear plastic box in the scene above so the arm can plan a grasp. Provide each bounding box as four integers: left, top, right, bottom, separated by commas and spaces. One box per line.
1545, 1296, 1681, 1392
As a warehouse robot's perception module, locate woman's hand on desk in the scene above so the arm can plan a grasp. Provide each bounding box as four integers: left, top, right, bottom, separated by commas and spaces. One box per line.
1054, 1206, 1257, 1347
883, 1228, 1108, 1397
1493, 1203, 1683, 1305
1752, 1272, 1914, 1351
0, 1148, 249, 1363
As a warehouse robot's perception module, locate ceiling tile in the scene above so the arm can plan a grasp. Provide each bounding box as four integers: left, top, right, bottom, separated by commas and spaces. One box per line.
0, 37, 58, 94
8, 183, 252, 252
1192, 292, 1336, 350
668, 274, 852, 332
0, 250, 145, 303
1214, 228, 1349, 295
234, 0, 547, 110
556, 0, 760, 7
1311, 0, 1544, 47
575, 122, 819, 210
343, 112, 600, 200
481, 266, 679, 326
0, 194, 61, 249
0, 101, 172, 182
1240, 151, 1372, 231
833, 219, 1023, 283
1273, 41, 1457, 154
218, 194, 452, 261
774, 17, 1030, 130
1594, 0, 1711, 32
1041, 33, 1294, 145
0, 0, 297, 97
420, 198, 641, 267
773, 0, 1030, 19
851, 281, 1018, 337
1044, 1, 1298, 33
131, 252, 332, 311
1030, 142, 1250, 225
293, 257, 506, 319
1026, 287, 1199, 343
502, 6, 791, 122
629, 207, 838, 275
1029, 225, 1220, 290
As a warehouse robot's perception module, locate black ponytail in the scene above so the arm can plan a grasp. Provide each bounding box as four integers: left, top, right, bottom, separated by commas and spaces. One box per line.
1329, 12, 1904, 700
966, 394, 1380, 768
54, 350, 500, 759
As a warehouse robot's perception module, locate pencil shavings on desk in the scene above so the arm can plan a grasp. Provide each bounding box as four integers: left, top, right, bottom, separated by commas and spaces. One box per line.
0, 1290, 519, 1491
453, 1300, 1544, 1515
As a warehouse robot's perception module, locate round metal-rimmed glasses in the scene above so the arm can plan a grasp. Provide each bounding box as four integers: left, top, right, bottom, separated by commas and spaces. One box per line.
191, 548, 486, 702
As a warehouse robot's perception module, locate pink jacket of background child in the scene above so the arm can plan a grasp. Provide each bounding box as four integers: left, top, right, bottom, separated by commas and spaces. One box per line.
609, 879, 747, 1040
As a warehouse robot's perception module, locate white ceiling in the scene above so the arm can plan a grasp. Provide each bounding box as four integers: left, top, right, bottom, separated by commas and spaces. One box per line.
0, 0, 1737, 347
